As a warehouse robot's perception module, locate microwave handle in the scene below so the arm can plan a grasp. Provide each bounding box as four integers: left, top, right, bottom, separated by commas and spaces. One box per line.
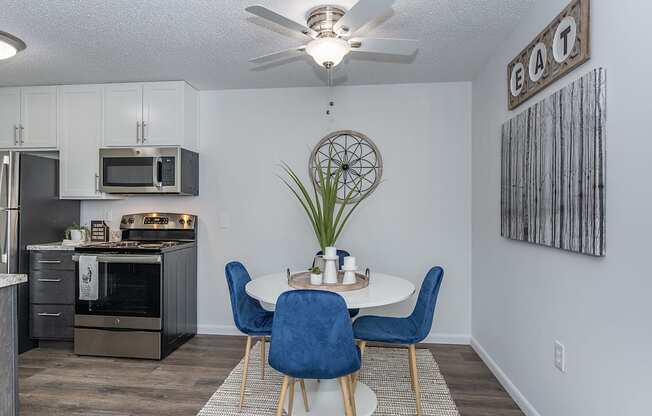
153, 157, 163, 188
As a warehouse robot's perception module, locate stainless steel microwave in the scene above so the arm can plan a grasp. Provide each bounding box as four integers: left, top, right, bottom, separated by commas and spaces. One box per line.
99, 147, 199, 195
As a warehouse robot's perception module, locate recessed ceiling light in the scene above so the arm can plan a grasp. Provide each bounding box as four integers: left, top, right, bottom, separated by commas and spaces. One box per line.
0, 31, 27, 60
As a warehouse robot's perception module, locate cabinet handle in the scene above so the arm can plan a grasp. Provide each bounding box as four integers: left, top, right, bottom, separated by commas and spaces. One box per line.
141, 122, 147, 143
136, 121, 141, 143
14, 125, 18, 145
37, 312, 62, 317
38, 278, 62, 282
95, 173, 100, 193
19, 125, 24, 145
38, 260, 61, 264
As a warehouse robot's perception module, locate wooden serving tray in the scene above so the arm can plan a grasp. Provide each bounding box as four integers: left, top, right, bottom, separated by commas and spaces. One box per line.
288, 271, 369, 292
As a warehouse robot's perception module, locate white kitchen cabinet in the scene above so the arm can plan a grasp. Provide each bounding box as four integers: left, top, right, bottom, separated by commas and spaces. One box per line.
103, 81, 197, 150
59, 85, 120, 200
103, 83, 144, 147
20, 86, 58, 148
0, 88, 20, 148
0, 87, 57, 149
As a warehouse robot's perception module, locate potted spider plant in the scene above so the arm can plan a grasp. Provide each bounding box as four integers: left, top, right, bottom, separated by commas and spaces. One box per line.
280, 146, 376, 262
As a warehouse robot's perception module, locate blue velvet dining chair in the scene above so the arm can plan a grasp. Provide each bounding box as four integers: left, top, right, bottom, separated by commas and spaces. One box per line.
352, 266, 444, 416
315, 249, 360, 319
269, 290, 361, 416
225, 261, 274, 410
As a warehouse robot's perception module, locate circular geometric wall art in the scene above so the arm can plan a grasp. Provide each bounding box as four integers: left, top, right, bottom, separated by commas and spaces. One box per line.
309, 130, 383, 204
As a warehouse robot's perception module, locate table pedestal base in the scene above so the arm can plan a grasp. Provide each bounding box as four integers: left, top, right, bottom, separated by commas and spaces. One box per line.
285, 379, 377, 416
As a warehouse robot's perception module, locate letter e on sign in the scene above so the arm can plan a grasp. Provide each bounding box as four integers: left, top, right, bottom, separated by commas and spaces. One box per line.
529, 42, 547, 82
510, 63, 525, 97
553, 16, 577, 63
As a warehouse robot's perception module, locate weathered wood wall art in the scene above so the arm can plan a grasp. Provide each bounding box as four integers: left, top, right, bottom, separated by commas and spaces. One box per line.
507, 0, 590, 110
501, 68, 606, 256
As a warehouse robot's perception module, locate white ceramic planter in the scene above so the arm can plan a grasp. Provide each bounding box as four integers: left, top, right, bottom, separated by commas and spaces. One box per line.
310, 273, 323, 285
70, 229, 83, 241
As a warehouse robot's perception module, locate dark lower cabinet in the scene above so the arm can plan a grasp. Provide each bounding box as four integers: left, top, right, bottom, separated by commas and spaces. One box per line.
29, 250, 76, 342
162, 245, 198, 357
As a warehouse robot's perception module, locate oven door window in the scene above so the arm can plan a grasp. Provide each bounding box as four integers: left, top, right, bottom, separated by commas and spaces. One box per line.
76, 263, 161, 317
103, 157, 155, 187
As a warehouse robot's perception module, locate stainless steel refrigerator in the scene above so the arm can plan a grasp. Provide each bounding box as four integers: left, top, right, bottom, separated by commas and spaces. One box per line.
0, 151, 80, 353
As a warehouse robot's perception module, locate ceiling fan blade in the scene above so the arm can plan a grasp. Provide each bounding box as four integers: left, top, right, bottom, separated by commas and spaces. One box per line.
333, 0, 395, 36
246, 5, 317, 39
249, 46, 306, 64
349, 38, 418, 55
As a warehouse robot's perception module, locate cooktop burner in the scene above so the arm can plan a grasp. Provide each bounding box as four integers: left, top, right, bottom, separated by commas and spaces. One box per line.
76, 240, 191, 253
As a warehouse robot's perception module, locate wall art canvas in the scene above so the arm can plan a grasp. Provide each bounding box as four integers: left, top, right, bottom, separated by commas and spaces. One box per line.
501, 68, 606, 256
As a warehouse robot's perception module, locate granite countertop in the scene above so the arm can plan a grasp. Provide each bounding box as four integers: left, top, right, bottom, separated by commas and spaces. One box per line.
0, 274, 28, 289
26, 242, 79, 251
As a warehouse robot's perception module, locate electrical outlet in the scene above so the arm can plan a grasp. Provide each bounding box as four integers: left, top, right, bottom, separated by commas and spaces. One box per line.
554, 340, 566, 373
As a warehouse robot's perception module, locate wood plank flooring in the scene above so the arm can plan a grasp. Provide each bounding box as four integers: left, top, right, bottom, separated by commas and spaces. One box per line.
18, 335, 523, 416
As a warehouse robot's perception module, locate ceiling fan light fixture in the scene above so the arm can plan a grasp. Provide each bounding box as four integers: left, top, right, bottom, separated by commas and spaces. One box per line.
0, 31, 26, 60
305, 37, 350, 68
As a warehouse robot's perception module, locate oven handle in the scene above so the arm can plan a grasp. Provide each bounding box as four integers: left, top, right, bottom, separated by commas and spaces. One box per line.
72, 254, 161, 264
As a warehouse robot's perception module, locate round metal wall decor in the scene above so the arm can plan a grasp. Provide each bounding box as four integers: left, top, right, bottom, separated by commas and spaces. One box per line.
309, 130, 383, 203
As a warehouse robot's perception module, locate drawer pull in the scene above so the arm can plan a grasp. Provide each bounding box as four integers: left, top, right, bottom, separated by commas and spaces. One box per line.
38, 260, 62, 264
38, 278, 62, 282
37, 312, 62, 317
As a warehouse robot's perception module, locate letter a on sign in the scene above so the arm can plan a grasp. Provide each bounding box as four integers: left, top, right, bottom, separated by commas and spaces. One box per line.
529, 42, 547, 82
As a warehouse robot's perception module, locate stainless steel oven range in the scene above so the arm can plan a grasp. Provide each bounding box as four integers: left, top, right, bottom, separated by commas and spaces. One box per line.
73, 213, 197, 360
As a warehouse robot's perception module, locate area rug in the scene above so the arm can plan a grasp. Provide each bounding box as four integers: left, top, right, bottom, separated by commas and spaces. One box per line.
198, 342, 459, 416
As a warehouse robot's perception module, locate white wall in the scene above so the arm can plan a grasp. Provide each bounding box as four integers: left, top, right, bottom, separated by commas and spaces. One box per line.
83, 82, 472, 342
472, 1, 652, 415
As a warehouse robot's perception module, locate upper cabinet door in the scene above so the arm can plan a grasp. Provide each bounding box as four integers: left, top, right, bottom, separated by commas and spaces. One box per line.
59, 85, 103, 198
20, 86, 58, 148
142, 82, 185, 146
0, 88, 21, 148
103, 83, 143, 146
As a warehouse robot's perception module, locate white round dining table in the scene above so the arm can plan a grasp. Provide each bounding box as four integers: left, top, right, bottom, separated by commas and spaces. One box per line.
246, 272, 416, 416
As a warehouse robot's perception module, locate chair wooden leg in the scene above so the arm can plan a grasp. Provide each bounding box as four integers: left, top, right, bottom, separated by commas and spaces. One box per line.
407, 347, 415, 392
352, 340, 366, 394
408, 345, 422, 416
260, 336, 266, 380
338, 376, 354, 416
359, 340, 367, 359
347, 375, 357, 416
287, 377, 296, 416
239, 335, 253, 410
276, 376, 290, 416
299, 379, 309, 411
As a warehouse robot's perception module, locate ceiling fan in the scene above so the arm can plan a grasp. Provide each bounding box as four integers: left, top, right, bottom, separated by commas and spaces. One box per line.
246, 0, 417, 77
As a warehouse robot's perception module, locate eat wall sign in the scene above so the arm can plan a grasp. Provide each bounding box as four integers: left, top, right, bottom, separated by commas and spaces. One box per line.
507, 0, 590, 110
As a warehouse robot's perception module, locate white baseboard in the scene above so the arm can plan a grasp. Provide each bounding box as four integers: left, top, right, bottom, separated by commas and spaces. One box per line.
470, 337, 541, 416
198, 324, 469, 345
422, 333, 471, 345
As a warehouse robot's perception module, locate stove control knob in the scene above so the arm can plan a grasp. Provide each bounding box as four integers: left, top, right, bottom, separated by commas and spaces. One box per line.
127, 218, 135, 224
121, 218, 127, 224
178, 218, 185, 225
186, 219, 193, 226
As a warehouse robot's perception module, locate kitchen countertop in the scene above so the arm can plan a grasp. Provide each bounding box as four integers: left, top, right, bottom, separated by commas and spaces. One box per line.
0, 274, 27, 289
26, 242, 80, 251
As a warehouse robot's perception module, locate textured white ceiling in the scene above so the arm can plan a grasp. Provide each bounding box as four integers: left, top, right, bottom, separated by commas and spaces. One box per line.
0, 0, 534, 90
